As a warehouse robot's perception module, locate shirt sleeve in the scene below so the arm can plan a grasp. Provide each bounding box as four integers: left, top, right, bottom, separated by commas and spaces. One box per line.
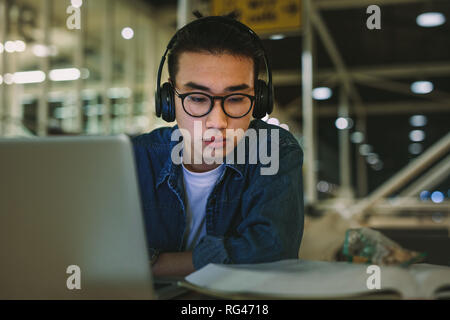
192, 145, 304, 270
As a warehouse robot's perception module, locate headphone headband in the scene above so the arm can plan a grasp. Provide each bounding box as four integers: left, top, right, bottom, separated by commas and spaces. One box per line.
156, 16, 273, 121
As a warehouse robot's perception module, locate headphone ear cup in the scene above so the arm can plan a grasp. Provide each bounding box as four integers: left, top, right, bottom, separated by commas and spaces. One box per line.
253, 79, 270, 119
155, 88, 162, 118
160, 82, 176, 122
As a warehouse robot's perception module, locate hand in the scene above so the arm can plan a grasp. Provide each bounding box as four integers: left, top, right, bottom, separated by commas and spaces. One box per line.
151, 252, 195, 277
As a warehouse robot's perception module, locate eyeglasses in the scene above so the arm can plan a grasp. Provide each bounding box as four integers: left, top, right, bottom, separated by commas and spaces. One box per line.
173, 86, 255, 119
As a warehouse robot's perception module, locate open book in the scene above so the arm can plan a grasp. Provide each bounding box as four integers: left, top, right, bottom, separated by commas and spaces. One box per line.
179, 260, 450, 299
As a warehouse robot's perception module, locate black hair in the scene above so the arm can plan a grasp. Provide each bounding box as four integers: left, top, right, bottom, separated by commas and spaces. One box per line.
167, 13, 265, 87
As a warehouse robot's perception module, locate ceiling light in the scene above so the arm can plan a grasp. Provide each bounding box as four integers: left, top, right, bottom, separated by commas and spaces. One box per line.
359, 144, 372, 156
431, 191, 444, 204
270, 34, 285, 40
366, 153, 379, 165
14, 40, 26, 52
411, 81, 433, 94
312, 87, 332, 100
49, 68, 81, 81
32, 44, 58, 57
419, 190, 430, 201
416, 12, 446, 27
335, 117, 348, 130
408, 143, 422, 155
4, 41, 16, 53
409, 130, 425, 142
13, 71, 46, 84
4, 73, 14, 85
409, 115, 427, 127
80, 68, 90, 79
371, 161, 384, 171
32, 44, 48, 57
121, 27, 134, 40
317, 181, 330, 193
351, 131, 364, 143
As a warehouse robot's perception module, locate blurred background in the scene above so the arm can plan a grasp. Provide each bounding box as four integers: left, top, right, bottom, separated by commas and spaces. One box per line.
0, 0, 449, 265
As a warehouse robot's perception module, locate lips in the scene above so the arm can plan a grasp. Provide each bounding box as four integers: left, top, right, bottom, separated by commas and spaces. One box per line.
204, 136, 223, 142
204, 136, 227, 147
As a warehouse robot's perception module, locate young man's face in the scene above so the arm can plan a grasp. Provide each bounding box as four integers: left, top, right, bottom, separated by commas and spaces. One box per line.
173, 51, 254, 172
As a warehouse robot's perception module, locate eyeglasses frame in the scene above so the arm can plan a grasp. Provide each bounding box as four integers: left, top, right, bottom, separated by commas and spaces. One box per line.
172, 86, 256, 119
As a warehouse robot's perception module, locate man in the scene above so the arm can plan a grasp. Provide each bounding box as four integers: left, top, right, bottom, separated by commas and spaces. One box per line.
132, 15, 304, 277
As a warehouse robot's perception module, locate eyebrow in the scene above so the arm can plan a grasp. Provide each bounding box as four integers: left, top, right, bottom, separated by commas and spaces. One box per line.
183, 81, 250, 93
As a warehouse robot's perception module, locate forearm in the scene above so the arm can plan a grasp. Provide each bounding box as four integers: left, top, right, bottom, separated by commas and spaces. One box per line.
151, 251, 195, 277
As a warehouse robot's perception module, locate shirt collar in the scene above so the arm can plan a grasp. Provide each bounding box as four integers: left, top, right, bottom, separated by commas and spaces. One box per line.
156, 125, 182, 189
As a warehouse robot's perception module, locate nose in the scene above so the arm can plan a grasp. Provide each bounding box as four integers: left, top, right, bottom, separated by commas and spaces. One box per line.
205, 98, 227, 130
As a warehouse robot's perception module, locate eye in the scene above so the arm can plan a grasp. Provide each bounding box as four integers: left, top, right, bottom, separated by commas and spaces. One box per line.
228, 96, 244, 103
187, 95, 208, 103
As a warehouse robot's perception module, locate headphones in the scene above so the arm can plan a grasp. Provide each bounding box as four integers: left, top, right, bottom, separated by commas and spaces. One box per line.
155, 16, 274, 122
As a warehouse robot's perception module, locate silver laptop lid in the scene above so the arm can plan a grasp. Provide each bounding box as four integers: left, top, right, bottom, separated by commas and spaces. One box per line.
0, 135, 155, 299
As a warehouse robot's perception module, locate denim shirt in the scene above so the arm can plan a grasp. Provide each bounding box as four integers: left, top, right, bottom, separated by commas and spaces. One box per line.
131, 119, 304, 270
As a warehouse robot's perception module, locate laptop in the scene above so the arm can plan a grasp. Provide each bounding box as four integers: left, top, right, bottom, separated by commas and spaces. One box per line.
0, 134, 187, 299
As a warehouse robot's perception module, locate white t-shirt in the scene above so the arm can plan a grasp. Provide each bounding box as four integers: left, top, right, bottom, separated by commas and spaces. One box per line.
181, 162, 225, 251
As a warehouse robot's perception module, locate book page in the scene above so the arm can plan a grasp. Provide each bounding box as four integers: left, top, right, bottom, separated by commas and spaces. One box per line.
408, 263, 450, 299
185, 259, 420, 299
